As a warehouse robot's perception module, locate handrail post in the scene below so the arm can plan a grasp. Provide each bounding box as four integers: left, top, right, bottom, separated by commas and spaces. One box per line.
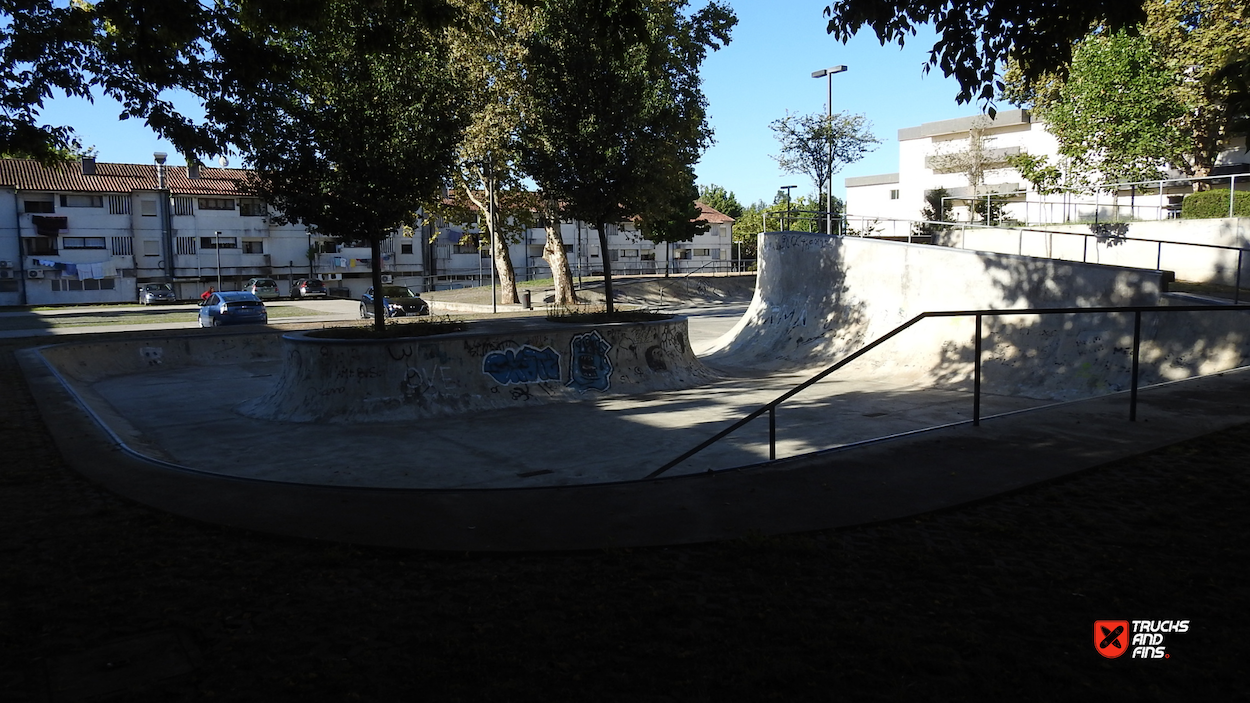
973, 313, 983, 426
1083, 235, 1088, 263
1130, 310, 1142, 421
1231, 175, 1237, 218
768, 406, 776, 461
1237, 250, 1244, 305
1157, 241, 1163, 271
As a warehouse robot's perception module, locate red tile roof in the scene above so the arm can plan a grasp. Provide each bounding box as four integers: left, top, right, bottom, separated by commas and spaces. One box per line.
0, 159, 257, 196
695, 201, 735, 224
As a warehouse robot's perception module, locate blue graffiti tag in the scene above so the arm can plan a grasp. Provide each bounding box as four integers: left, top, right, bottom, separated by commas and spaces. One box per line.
483, 345, 561, 385
567, 330, 613, 392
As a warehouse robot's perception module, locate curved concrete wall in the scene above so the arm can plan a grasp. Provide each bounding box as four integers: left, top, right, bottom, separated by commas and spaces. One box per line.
240, 317, 715, 423
706, 232, 1250, 400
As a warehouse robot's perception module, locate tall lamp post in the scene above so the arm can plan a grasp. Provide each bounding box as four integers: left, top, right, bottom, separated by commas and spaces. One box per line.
780, 184, 797, 230
811, 65, 847, 236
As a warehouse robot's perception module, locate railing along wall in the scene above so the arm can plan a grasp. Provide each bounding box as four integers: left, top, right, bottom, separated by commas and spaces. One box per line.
648, 304, 1250, 479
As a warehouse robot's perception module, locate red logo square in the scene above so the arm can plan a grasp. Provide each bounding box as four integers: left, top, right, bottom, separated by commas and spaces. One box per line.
1095, 620, 1130, 658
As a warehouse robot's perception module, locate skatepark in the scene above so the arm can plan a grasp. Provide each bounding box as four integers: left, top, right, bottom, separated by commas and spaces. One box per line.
19, 231, 1250, 550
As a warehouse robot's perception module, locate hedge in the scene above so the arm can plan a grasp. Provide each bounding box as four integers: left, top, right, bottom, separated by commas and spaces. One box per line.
1181, 189, 1250, 218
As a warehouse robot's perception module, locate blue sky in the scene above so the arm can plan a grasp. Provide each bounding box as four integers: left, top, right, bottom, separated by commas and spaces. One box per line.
37, 1, 978, 210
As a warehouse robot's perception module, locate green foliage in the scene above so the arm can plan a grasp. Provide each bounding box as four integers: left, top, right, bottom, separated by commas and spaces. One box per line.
230, 0, 466, 329
697, 184, 744, 219
1005, 1, 1250, 183
1027, 29, 1184, 185
519, 0, 735, 311
1181, 189, 1250, 218
1007, 153, 1064, 195
823, 0, 1147, 111
769, 111, 878, 197
915, 187, 951, 236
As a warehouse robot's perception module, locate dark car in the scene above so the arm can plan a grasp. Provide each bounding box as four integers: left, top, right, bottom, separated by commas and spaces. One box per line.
243, 277, 280, 300
138, 282, 176, 305
360, 286, 429, 318
291, 278, 328, 300
198, 291, 268, 327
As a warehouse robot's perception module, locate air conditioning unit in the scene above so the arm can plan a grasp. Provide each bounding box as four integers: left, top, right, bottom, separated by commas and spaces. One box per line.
381, 274, 393, 284
28, 269, 44, 279
0, 270, 11, 279
0, 260, 10, 269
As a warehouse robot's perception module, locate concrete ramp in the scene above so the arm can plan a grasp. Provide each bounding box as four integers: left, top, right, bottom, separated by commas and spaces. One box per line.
704, 232, 1250, 400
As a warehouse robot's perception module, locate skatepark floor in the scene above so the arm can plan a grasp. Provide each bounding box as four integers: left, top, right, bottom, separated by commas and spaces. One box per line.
4, 317, 1249, 699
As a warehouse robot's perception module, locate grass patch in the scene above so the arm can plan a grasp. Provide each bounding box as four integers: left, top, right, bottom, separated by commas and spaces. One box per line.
307, 315, 467, 339
546, 305, 672, 323
1168, 279, 1250, 301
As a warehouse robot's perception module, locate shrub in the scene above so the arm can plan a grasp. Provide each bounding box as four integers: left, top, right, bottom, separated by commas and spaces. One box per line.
1181, 189, 1250, 218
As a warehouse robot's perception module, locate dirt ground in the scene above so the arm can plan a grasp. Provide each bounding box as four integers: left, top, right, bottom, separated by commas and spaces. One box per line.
1, 331, 1246, 702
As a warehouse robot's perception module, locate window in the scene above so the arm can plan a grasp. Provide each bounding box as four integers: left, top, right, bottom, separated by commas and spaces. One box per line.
24, 198, 54, 213
140, 198, 157, 216
622, 249, 639, 258
242, 240, 264, 254
22, 236, 57, 255
239, 198, 267, 217
60, 194, 103, 208
172, 197, 194, 216
890, 189, 900, 200
640, 252, 656, 261
143, 240, 160, 256
453, 243, 479, 255
175, 237, 196, 255
676, 249, 691, 260
198, 197, 235, 211
62, 237, 107, 249
107, 195, 130, 215
111, 237, 134, 256
53, 278, 113, 291
200, 236, 237, 249
401, 242, 413, 255
693, 248, 711, 257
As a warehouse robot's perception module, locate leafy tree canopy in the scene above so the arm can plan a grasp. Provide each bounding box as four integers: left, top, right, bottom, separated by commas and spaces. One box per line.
769, 111, 878, 199
823, 0, 1147, 111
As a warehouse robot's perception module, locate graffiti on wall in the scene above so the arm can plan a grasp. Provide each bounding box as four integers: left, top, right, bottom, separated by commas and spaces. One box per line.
567, 330, 613, 392
482, 345, 561, 385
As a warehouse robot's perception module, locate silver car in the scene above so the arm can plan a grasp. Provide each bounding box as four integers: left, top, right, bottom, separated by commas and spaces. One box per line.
138, 283, 177, 305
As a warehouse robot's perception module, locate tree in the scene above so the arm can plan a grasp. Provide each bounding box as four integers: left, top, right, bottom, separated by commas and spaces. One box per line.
230, 0, 466, 330
769, 110, 878, 228
823, 0, 1148, 111
697, 183, 744, 219
1004, 1, 1250, 190
916, 187, 952, 237
520, 0, 734, 313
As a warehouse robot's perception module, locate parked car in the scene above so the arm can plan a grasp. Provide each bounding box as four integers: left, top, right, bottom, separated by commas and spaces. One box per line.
137, 282, 177, 305
291, 278, 329, 300
360, 286, 430, 318
243, 277, 280, 300
198, 291, 269, 327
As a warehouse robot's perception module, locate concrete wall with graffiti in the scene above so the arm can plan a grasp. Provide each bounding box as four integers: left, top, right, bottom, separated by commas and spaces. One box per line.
239, 318, 716, 423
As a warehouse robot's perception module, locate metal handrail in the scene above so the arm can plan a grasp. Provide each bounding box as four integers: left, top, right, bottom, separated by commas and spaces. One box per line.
647, 303, 1250, 479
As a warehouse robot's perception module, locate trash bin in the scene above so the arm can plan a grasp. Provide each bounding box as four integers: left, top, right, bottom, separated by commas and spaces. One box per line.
522, 289, 532, 310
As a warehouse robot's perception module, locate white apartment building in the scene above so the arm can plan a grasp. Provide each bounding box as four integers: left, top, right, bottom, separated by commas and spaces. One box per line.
0, 158, 734, 306
845, 109, 1250, 227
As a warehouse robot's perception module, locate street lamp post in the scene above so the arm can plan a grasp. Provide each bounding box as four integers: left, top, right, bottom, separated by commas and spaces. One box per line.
780, 184, 798, 230
811, 65, 847, 236
214, 231, 223, 292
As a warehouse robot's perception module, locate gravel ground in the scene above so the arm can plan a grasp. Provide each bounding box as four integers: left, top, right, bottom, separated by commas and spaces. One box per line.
1, 331, 1246, 701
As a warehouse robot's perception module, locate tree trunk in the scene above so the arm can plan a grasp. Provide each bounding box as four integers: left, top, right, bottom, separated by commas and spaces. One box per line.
370, 236, 385, 332
490, 224, 519, 304
597, 221, 614, 314
542, 222, 577, 305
